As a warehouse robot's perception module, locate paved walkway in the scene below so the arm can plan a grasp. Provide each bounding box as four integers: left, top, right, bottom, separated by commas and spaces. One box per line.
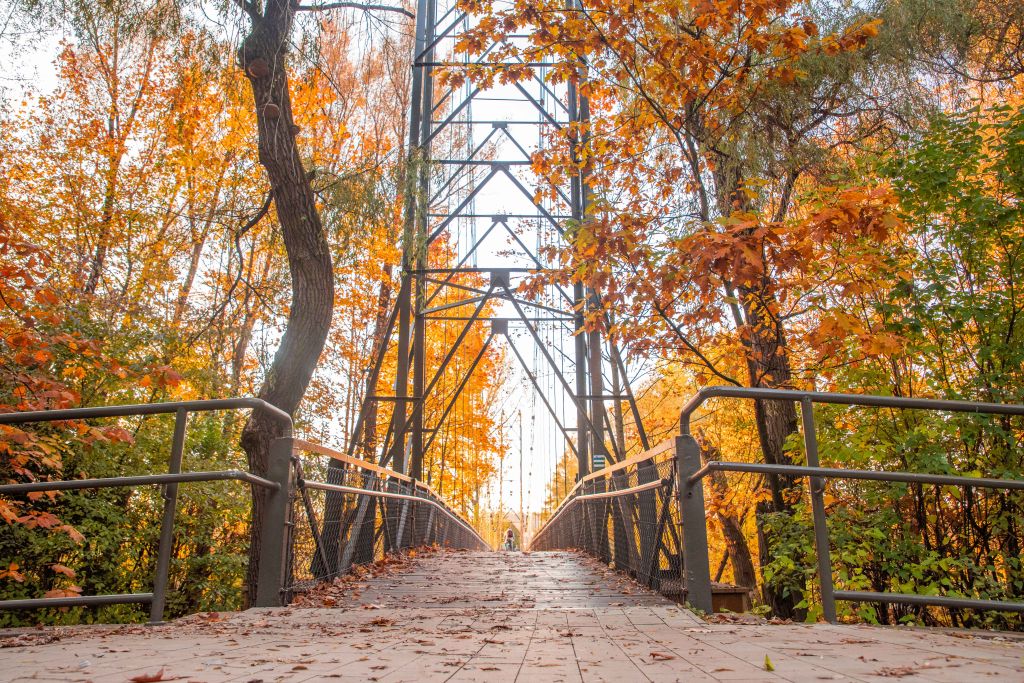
2, 550, 1023, 682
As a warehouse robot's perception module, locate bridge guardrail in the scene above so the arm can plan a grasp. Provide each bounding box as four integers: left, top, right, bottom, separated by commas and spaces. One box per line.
678, 387, 1024, 621
530, 441, 678, 591
289, 440, 489, 590
0, 399, 488, 624
0, 399, 293, 623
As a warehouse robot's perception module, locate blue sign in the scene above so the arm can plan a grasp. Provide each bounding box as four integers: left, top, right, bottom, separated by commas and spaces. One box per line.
592, 453, 606, 471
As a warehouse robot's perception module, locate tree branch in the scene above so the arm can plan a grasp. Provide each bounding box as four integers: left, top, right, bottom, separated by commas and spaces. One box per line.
233, 0, 262, 22
294, 1, 413, 19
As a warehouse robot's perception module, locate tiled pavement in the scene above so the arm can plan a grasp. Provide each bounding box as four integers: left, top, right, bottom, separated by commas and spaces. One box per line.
1, 550, 1022, 682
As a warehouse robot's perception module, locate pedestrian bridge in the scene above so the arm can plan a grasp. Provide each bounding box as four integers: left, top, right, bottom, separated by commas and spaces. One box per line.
2, 389, 1024, 680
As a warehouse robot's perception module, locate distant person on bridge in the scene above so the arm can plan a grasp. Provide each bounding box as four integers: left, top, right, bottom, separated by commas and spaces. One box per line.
504, 527, 516, 551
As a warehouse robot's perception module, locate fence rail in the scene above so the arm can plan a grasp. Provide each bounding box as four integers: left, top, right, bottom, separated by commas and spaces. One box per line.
533, 387, 1024, 623
0, 398, 292, 623
530, 444, 679, 593
289, 440, 488, 591
0, 398, 487, 623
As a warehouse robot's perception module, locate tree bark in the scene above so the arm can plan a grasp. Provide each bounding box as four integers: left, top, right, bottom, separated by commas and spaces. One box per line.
236, 0, 335, 605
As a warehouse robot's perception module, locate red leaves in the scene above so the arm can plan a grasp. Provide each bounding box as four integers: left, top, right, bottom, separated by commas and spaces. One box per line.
43, 585, 81, 599
0, 563, 25, 582
50, 563, 76, 578
139, 365, 182, 390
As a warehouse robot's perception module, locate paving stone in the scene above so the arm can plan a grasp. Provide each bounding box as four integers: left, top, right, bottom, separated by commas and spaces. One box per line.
2, 550, 1023, 682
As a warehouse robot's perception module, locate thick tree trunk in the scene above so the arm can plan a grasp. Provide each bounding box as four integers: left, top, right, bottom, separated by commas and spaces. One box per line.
236, 0, 335, 605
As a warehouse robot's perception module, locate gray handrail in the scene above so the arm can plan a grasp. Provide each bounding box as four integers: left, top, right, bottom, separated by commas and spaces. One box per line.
0, 470, 279, 495
675, 386, 1024, 622
0, 397, 293, 434
679, 386, 1024, 434
300, 480, 489, 549
0, 398, 294, 623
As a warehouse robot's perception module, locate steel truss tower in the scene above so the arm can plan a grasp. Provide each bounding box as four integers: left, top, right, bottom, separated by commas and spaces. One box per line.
353, 0, 650, 486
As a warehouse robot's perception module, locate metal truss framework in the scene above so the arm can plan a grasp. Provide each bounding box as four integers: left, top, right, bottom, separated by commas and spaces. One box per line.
341, 0, 651, 503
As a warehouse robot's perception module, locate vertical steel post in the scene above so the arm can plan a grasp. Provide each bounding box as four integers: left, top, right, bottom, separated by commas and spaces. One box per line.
566, 57, 590, 479
581, 57, 605, 467
149, 408, 188, 623
396, 481, 411, 549
409, 0, 436, 481
392, 0, 432, 475
676, 434, 713, 613
254, 437, 293, 608
801, 398, 837, 623
587, 318, 607, 466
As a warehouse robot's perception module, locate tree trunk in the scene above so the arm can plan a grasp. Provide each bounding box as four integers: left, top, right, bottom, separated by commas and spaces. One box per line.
698, 439, 757, 589
236, 0, 335, 605
713, 156, 801, 618
362, 265, 394, 457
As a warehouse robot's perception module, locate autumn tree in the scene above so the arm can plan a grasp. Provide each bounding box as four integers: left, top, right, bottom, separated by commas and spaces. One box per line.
451, 0, 911, 616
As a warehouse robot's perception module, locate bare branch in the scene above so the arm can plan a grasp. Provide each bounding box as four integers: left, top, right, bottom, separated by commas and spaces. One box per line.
233, 0, 262, 22
294, 1, 413, 19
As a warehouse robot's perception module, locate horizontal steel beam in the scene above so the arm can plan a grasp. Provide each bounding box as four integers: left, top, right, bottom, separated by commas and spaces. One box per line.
427, 213, 573, 219
410, 267, 550, 274
0, 593, 154, 610
0, 398, 292, 435
434, 159, 532, 165
679, 386, 1024, 434
0, 470, 279, 495
835, 590, 1024, 613
299, 480, 487, 547
689, 461, 1024, 491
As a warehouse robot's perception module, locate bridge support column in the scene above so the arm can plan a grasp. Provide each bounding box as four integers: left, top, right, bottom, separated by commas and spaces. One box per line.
255, 437, 294, 608
676, 435, 713, 613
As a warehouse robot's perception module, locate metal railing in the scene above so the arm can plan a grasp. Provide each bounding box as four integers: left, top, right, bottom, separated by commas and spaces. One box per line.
677, 387, 1024, 620
532, 387, 1024, 622
0, 399, 293, 622
530, 441, 679, 592
289, 440, 489, 590
1, 399, 489, 624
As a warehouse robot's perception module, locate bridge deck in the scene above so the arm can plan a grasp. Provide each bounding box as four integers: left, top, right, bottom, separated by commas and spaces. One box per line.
2, 550, 1023, 682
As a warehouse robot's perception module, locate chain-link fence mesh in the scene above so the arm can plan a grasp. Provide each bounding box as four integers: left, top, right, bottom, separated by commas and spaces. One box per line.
530, 443, 683, 597
286, 443, 489, 593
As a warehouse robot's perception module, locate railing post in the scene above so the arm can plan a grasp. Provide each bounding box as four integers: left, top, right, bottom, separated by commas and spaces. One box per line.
396, 481, 411, 549
255, 437, 293, 608
676, 434, 713, 613
801, 398, 837, 623
149, 408, 188, 623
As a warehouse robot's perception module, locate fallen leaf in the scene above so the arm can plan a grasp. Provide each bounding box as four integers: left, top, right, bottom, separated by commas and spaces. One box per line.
129, 670, 179, 682
874, 666, 917, 678
764, 654, 775, 672
650, 651, 675, 661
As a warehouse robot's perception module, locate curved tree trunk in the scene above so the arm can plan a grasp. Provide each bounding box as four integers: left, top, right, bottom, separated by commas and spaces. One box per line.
235, 0, 335, 605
